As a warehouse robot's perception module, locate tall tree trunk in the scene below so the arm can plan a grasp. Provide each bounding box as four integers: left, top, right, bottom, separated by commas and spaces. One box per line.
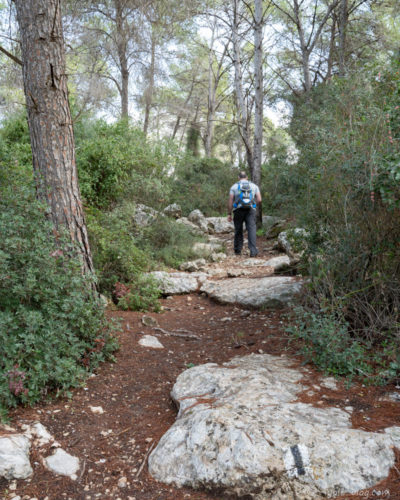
204, 17, 217, 158
115, 0, 129, 118
143, 30, 156, 136
13, 0, 95, 276
253, 0, 263, 225
338, 0, 348, 76
232, 0, 253, 172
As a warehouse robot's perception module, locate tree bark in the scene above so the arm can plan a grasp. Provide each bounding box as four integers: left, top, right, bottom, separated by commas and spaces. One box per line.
13, 0, 95, 277
253, 0, 263, 225
115, 0, 129, 119
338, 0, 348, 76
143, 29, 156, 136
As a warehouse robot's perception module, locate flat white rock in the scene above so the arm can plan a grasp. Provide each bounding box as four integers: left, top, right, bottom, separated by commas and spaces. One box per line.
0, 434, 33, 480
44, 448, 80, 479
139, 335, 164, 349
206, 217, 234, 233
149, 271, 206, 295
200, 276, 303, 308
149, 354, 400, 499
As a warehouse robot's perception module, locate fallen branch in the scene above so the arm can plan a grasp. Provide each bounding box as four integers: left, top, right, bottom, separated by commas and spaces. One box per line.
136, 440, 155, 478
153, 327, 201, 340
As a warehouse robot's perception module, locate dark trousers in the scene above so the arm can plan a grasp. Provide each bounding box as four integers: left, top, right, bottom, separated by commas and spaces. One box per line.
233, 208, 258, 255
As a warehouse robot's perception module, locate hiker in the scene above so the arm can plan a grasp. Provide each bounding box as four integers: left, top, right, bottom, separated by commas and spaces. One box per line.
227, 171, 262, 257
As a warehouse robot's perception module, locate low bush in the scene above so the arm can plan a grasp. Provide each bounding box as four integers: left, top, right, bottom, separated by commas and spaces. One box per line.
136, 216, 206, 269
0, 184, 118, 418
86, 203, 151, 293
287, 308, 372, 380
114, 276, 161, 312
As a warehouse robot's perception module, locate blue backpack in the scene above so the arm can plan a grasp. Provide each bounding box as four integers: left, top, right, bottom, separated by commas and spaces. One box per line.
234, 181, 256, 209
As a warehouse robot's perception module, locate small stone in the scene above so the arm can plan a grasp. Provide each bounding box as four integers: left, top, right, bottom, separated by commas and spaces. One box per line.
90, 406, 104, 415
44, 449, 80, 479
118, 476, 128, 488
141, 315, 158, 327
138, 335, 164, 349
9, 480, 17, 490
220, 317, 232, 322
145, 437, 153, 443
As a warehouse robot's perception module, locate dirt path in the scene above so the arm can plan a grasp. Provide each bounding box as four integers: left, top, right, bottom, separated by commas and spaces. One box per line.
3, 237, 400, 500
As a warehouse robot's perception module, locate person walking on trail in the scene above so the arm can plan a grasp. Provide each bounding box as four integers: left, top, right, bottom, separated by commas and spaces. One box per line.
227, 171, 262, 257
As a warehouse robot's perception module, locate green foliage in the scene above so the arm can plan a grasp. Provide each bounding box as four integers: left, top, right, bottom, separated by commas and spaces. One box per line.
75, 119, 179, 210
136, 215, 205, 269
287, 308, 372, 379
271, 64, 400, 355
86, 203, 151, 293
0, 185, 118, 417
116, 275, 161, 312
173, 156, 236, 216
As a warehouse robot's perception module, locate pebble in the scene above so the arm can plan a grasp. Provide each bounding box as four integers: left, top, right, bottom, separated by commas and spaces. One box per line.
90, 406, 104, 414
118, 476, 128, 488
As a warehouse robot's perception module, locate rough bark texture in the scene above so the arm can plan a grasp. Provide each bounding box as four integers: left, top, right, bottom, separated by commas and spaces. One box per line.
13, 0, 95, 276
253, 0, 263, 224
338, 0, 348, 76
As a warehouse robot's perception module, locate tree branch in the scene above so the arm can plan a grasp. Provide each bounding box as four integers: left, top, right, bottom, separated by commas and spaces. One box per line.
0, 44, 22, 66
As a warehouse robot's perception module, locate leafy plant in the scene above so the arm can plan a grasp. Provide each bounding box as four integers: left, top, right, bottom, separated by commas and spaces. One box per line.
0, 185, 118, 418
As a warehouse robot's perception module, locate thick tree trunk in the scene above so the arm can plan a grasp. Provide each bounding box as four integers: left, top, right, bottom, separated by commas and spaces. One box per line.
13, 0, 95, 276
253, 0, 263, 224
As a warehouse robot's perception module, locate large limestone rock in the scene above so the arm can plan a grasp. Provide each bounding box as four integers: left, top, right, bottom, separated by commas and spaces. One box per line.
200, 276, 303, 308
206, 217, 234, 233
149, 271, 207, 295
148, 354, 400, 499
0, 434, 33, 480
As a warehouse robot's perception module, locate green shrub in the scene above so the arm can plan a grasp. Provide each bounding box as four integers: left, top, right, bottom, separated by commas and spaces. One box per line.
136, 216, 206, 269
115, 275, 161, 312
86, 203, 151, 293
287, 308, 372, 380
172, 156, 237, 216
0, 186, 118, 418
75, 119, 178, 210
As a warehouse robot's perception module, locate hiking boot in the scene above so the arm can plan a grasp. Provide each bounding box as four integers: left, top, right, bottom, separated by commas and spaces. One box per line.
250, 251, 259, 258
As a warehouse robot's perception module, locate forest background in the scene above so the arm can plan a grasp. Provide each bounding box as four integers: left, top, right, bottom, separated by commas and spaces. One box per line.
0, 0, 399, 419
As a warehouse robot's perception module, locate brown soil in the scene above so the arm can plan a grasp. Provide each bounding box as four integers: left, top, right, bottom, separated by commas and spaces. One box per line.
2, 237, 400, 500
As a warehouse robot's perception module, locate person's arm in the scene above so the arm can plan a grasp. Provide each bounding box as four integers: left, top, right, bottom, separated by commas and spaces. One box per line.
227, 193, 234, 222
255, 190, 262, 205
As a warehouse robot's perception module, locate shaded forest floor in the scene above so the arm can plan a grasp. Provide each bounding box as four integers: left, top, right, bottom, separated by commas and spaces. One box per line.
3, 239, 400, 500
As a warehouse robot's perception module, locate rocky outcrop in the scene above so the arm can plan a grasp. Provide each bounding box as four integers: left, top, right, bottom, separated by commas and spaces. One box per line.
149, 354, 400, 499
206, 217, 234, 233
277, 228, 309, 260
132, 204, 159, 228
200, 276, 303, 308
163, 204, 182, 219
188, 210, 210, 233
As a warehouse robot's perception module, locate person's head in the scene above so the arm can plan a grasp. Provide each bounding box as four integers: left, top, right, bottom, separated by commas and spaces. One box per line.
238, 171, 248, 180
